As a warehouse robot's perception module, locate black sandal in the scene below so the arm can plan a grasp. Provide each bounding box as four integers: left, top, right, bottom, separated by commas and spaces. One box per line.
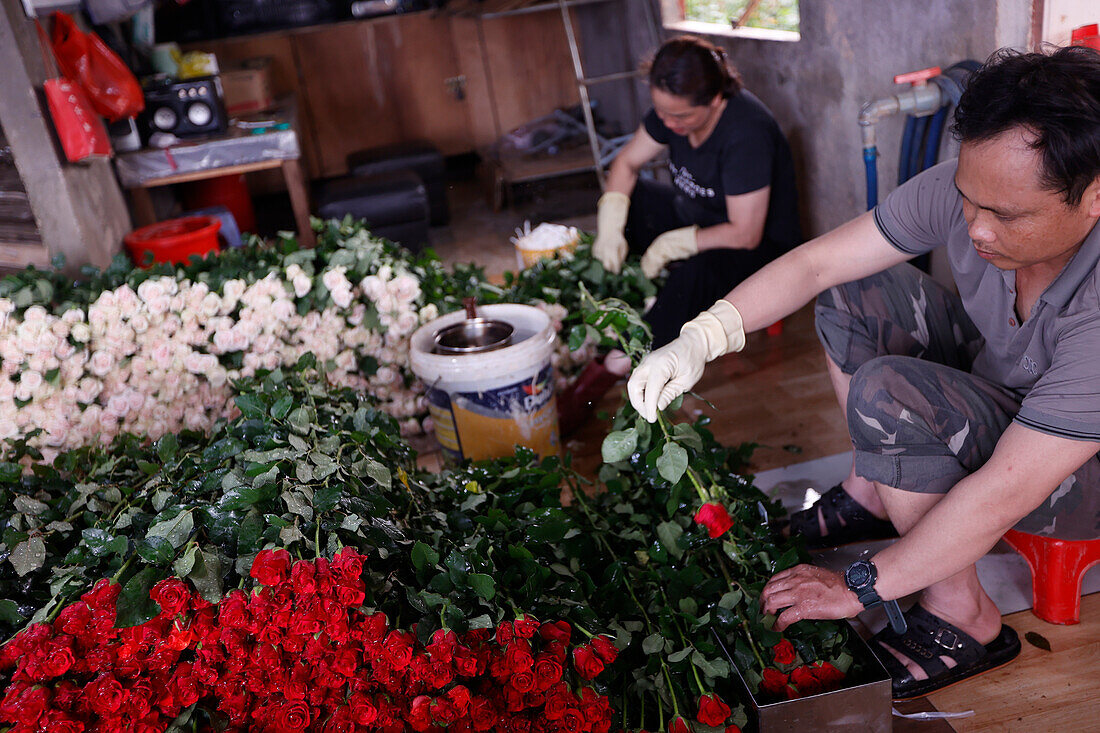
869, 605, 1021, 701
785, 484, 898, 549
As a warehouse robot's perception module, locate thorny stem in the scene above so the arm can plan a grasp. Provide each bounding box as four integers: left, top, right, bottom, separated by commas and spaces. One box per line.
741, 619, 767, 670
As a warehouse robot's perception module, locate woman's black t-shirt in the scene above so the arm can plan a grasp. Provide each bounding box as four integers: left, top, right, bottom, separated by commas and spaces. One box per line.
643, 89, 801, 256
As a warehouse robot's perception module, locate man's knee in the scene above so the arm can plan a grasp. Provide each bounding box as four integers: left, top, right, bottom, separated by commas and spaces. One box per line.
845, 356, 926, 449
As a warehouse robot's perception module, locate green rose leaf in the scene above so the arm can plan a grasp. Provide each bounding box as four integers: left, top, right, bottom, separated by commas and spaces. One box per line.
656, 442, 689, 484
115, 567, 160, 628
9, 535, 46, 577
146, 510, 194, 550
642, 633, 666, 655
173, 544, 198, 577
81, 528, 128, 558
468, 573, 496, 601
655, 521, 684, 560
188, 549, 224, 604
270, 395, 294, 420
668, 647, 693, 664
234, 393, 267, 420
0, 599, 24, 624
601, 428, 638, 463
411, 541, 439, 572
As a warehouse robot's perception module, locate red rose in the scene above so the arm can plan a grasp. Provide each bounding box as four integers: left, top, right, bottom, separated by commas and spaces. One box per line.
251, 548, 291, 586
589, 634, 619, 664
331, 546, 365, 583
561, 708, 586, 732
38, 711, 84, 732
572, 645, 604, 680
382, 630, 414, 670
509, 669, 536, 693
290, 561, 317, 595
538, 620, 571, 644
495, 621, 515, 646
513, 614, 539, 639
218, 590, 250, 629
694, 502, 734, 538
533, 653, 563, 690
470, 696, 497, 731
86, 673, 127, 716
726, 726, 743, 733
771, 639, 797, 666
276, 700, 312, 731
790, 664, 823, 695
758, 667, 789, 697
669, 715, 692, 733
42, 640, 76, 679
811, 660, 846, 685
151, 577, 192, 617
697, 693, 731, 726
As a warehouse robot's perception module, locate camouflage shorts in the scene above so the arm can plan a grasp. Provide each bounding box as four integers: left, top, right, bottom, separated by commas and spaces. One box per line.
815, 263, 1100, 539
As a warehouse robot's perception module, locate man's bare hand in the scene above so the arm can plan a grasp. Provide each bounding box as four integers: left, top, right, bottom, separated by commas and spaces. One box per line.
760, 564, 864, 631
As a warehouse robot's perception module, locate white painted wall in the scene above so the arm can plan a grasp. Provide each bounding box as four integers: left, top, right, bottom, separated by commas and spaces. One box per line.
1042, 0, 1099, 46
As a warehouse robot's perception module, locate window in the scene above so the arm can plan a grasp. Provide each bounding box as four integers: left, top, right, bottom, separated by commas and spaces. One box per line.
663, 0, 800, 40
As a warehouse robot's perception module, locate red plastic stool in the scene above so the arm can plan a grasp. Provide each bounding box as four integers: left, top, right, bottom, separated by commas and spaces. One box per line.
766, 320, 784, 337
1002, 529, 1100, 625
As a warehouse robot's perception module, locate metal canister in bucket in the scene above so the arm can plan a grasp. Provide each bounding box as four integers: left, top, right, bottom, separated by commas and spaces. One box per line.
410, 302, 559, 463
433, 298, 514, 355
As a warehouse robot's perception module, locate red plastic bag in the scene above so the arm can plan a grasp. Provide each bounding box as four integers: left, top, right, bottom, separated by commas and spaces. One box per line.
49, 11, 144, 122
43, 78, 112, 162
35, 20, 111, 163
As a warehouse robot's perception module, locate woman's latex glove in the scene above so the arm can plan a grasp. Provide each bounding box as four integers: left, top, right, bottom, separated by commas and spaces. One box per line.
628, 299, 745, 422
592, 192, 630, 273
640, 225, 699, 278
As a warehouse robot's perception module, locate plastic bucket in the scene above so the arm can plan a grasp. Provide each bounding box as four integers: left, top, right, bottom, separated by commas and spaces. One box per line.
124, 216, 222, 267
410, 304, 559, 463
514, 238, 578, 270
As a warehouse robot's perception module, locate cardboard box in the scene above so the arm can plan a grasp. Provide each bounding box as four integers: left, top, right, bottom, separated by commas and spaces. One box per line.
219, 58, 275, 116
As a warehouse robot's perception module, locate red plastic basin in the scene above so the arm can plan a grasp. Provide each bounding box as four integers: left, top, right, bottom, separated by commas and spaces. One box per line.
124, 216, 221, 267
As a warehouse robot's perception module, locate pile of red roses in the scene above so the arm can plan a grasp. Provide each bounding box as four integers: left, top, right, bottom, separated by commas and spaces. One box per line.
0, 548, 618, 732
757, 639, 846, 701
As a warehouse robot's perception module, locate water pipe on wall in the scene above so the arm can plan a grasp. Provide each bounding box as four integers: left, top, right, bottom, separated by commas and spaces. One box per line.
859, 62, 980, 210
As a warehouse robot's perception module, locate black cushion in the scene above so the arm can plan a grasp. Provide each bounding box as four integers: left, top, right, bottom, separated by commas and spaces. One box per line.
347, 141, 449, 226
315, 170, 429, 230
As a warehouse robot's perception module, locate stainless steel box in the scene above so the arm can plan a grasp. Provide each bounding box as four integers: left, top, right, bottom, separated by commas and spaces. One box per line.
727, 624, 893, 732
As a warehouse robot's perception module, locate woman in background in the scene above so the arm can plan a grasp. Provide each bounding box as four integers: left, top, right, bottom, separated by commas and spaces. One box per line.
559, 36, 801, 435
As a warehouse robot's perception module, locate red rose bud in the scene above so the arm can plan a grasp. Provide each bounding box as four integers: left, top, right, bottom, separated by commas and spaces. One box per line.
538, 620, 572, 644
726, 726, 743, 733
771, 639, 797, 666
696, 693, 731, 726
513, 614, 540, 639
589, 635, 619, 664
790, 664, 823, 695
811, 660, 846, 687
250, 548, 291, 586
572, 644, 605, 680
669, 714, 693, 733
759, 667, 790, 697
694, 502, 734, 538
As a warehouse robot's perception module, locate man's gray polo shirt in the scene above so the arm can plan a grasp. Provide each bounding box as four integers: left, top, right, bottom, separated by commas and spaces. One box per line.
873, 159, 1100, 442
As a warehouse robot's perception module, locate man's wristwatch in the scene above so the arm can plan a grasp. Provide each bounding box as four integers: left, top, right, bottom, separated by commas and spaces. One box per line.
844, 560, 907, 634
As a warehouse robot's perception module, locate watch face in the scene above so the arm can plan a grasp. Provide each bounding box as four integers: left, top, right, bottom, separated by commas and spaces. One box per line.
846, 562, 873, 589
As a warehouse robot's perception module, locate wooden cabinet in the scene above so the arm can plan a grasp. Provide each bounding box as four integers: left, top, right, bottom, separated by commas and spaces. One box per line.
187, 11, 581, 180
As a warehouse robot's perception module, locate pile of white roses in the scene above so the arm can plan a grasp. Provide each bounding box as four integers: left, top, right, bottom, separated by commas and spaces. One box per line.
0, 224, 612, 463
0, 256, 438, 464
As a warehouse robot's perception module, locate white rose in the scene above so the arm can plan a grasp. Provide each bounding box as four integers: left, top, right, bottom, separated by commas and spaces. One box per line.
331, 287, 353, 310
390, 274, 421, 304
292, 274, 312, 298
418, 304, 439, 323
137, 279, 167, 304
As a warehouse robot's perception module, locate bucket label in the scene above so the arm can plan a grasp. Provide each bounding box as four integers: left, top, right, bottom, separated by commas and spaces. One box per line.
427, 365, 559, 462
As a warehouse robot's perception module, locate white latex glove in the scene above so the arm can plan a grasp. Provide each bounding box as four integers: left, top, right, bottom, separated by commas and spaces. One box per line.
592, 192, 630, 273
640, 225, 699, 279
628, 299, 746, 422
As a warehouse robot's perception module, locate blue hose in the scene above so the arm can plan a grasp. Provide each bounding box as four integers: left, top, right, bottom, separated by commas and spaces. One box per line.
898, 116, 917, 185
906, 115, 929, 184
864, 146, 878, 211
922, 106, 949, 172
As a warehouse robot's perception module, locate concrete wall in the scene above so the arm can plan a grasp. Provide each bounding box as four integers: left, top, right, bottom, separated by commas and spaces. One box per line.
581, 0, 1035, 238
